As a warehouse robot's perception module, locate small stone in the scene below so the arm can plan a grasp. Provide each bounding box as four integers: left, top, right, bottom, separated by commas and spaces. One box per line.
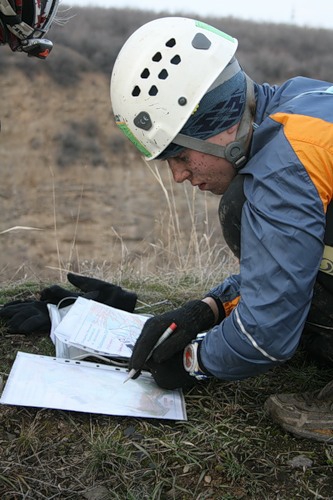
287, 455, 313, 469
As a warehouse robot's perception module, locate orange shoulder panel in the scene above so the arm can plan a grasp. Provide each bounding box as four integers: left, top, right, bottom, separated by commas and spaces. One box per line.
271, 112, 333, 211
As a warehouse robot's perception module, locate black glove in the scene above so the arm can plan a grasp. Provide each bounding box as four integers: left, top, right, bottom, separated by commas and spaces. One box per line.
146, 351, 196, 390
0, 300, 51, 334
40, 272, 137, 312
0, 273, 137, 335
128, 300, 215, 375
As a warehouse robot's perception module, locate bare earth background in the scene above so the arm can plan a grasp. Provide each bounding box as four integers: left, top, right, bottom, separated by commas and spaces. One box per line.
0, 68, 224, 284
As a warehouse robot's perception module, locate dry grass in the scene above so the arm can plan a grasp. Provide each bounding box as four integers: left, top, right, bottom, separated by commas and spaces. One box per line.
0, 191, 332, 499
143, 162, 237, 286
0, 289, 333, 499
0, 202, 332, 498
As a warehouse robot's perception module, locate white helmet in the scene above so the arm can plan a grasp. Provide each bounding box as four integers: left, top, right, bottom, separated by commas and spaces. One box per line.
0, 0, 59, 58
110, 17, 239, 161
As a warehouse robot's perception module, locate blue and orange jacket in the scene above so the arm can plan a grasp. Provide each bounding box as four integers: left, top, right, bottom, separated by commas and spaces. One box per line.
200, 76, 333, 380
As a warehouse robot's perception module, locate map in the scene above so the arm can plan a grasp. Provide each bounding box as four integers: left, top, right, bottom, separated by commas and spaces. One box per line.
53, 297, 149, 358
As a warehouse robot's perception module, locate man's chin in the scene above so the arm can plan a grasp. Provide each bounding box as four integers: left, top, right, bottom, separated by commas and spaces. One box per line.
210, 187, 224, 195
198, 184, 221, 195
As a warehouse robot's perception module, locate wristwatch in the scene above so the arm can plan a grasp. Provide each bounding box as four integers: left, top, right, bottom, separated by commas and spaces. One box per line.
183, 333, 211, 380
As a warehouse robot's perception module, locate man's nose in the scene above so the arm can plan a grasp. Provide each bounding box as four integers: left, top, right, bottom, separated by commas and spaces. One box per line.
169, 164, 191, 183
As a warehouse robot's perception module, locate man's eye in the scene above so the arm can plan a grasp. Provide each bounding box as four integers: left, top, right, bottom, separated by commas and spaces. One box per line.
177, 155, 188, 163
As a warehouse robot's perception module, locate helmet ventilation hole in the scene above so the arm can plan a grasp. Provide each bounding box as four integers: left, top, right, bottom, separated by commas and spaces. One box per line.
132, 86, 141, 97
152, 52, 162, 62
149, 85, 158, 96
170, 55, 181, 65
165, 38, 176, 47
158, 69, 168, 80
141, 68, 150, 78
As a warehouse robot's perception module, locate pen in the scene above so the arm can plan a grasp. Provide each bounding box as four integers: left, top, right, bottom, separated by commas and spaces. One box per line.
123, 322, 178, 383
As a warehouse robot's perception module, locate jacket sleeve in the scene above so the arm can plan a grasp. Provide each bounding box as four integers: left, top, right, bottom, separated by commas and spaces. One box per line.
200, 117, 329, 380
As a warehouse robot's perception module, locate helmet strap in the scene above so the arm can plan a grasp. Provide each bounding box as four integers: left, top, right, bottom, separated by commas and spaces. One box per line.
173, 75, 256, 169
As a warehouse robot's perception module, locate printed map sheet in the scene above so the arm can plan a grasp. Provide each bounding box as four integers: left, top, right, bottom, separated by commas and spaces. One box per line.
53, 297, 149, 358
0, 352, 187, 421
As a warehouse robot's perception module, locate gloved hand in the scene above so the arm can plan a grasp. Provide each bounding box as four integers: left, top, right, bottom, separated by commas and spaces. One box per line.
0, 273, 138, 335
40, 272, 137, 312
146, 351, 196, 390
0, 300, 51, 334
128, 300, 215, 375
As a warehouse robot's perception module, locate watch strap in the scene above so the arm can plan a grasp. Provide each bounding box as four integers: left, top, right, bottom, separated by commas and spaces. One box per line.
183, 333, 212, 380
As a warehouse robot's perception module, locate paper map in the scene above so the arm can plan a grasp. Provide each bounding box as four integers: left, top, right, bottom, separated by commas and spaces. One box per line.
53, 297, 149, 358
0, 352, 187, 421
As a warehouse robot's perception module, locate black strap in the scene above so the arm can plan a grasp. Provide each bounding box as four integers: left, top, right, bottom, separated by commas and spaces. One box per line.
318, 202, 333, 293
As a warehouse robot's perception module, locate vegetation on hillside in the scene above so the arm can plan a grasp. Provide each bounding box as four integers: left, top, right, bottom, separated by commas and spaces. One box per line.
0, 7, 332, 85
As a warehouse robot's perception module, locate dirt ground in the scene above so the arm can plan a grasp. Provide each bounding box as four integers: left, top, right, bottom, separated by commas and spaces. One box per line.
0, 69, 223, 284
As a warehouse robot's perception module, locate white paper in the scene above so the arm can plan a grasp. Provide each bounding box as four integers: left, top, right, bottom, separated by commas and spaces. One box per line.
53, 298, 149, 358
48, 303, 89, 359
0, 352, 187, 421
47, 302, 73, 344
48, 303, 94, 360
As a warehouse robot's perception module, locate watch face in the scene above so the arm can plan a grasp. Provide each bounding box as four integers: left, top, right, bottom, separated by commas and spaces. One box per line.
183, 344, 195, 372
